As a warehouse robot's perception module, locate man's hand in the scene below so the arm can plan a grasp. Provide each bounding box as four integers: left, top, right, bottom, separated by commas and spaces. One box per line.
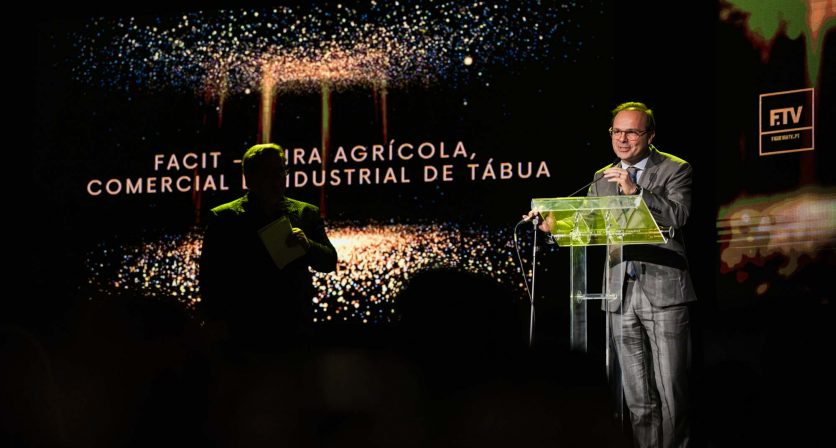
603, 167, 638, 194
287, 227, 311, 250
522, 210, 552, 233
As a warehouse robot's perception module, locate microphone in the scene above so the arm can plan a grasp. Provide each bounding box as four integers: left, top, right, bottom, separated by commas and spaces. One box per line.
518, 214, 540, 225
565, 157, 621, 197
521, 157, 620, 224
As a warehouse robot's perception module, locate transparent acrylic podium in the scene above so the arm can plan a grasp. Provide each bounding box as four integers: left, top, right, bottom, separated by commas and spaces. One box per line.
530, 195, 666, 422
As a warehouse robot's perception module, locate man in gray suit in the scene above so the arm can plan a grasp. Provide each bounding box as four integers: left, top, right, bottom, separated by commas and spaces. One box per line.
592, 102, 697, 448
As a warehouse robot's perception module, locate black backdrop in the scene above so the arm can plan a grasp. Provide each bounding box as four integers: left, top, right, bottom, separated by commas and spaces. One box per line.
16, 1, 835, 446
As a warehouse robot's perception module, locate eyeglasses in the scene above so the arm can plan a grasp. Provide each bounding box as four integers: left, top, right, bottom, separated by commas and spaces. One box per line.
609, 127, 650, 141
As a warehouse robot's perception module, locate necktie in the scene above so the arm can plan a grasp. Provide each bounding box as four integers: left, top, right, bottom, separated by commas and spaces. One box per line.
626, 166, 639, 278
627, 166, 639, 186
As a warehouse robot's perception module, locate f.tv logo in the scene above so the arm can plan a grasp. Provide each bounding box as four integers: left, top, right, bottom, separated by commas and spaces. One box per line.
769, 106, 803, 126
759, 88, 814, 156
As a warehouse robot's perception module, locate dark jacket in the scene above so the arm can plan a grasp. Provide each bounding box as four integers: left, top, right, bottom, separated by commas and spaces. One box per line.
199, 193, 337, 341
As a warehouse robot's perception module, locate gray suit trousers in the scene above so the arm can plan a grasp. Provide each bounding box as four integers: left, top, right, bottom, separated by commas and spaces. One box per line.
610, 275, 691, 448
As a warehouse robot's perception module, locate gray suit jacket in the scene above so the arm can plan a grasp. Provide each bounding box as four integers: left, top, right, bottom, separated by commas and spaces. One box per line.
589, 145, 698, 311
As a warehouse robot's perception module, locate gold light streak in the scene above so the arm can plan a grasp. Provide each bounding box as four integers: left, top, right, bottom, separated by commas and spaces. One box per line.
259, 61, 278, 144
255, 45, 392, 91
320, 83, 331, 216
248, 45, 393, 210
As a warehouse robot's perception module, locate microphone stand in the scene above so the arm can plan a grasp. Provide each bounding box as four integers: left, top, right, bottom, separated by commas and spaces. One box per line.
524, 158, 619, 347
529, 216, 538, 347
514, 158, 620, 348
565, 158, 620, 198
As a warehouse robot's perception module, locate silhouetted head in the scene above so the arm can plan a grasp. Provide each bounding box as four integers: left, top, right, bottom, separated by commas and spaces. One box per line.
243, 143, 288, 206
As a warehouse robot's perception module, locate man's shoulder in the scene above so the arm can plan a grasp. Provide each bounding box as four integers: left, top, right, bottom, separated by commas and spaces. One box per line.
651, 147, 690, 167
285, 197, 320, 215
210, 196, 247, 216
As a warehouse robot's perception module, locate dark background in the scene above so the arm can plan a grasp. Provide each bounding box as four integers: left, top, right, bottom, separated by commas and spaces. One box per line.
10, 0, 835, 446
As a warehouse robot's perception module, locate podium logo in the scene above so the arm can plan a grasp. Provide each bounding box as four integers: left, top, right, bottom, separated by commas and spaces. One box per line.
759, 88, 814, 156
